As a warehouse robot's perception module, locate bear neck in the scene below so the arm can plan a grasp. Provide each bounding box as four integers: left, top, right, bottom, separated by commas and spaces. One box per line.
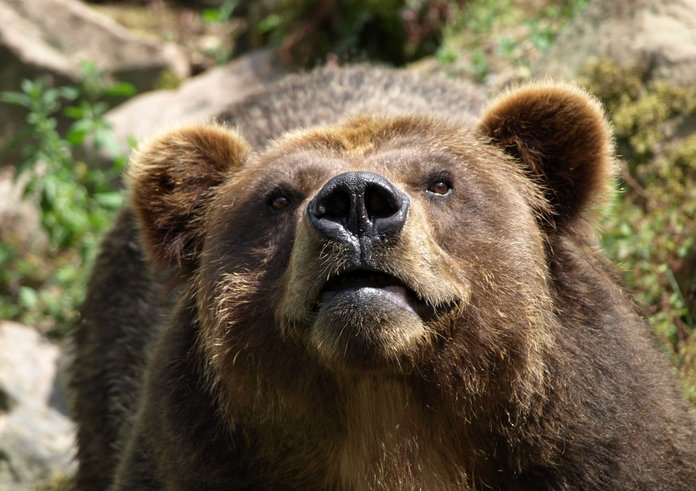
334, 376, 471, 489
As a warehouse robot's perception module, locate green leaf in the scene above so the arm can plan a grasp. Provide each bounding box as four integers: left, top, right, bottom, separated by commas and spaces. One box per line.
70, 118, 93, 130
66, 128, 87, 146
258, 13, 282, 34
0, 91, 31, 108
20, 79, 37, 95
63, 105, 86, 119
18, 286, 39, 309
202, 9, 221, 23
58, 86, 79, 101
55, 265, 78, 283
94, 192, 124, 209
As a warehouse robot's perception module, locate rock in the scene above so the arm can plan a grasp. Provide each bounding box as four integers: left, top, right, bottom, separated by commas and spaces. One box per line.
536, 0, 696, 85
0, 0, 190, 165
0, 0, 189, 90
0, 406, 75, 491
105, 49, 286, 154
0, 322, 75, 490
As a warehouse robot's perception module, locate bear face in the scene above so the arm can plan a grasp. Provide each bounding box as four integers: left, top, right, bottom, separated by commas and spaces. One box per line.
196, 116, 551, 381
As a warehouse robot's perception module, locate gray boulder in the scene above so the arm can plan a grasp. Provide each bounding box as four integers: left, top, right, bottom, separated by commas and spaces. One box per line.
105, 48, 286, 154
536, 0, 696, 84
0, 321, 75, 490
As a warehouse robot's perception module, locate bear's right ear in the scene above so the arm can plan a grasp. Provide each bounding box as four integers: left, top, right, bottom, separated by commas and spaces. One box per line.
127, 124, 250, 269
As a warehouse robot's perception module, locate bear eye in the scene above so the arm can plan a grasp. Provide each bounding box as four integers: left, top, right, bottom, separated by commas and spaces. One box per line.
427, 180, 452, 196
268, 194, 291, 211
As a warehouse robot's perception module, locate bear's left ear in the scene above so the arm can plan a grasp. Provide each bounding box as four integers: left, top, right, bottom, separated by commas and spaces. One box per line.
477, 82, 615, 230
127, 124, 250, 270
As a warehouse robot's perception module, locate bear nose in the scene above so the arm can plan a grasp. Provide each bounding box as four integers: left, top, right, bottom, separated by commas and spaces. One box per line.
308, 172, 409, 242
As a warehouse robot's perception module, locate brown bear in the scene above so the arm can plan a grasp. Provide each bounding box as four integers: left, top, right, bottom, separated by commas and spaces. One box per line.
71, 65, 696, 490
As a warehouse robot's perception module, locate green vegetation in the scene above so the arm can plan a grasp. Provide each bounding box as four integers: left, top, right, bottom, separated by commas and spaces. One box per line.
237, 0, 455, 67
0, 63, 133, 337
93, 1, 456, 70
437, 0, 589, 81
581, 58, 696, 403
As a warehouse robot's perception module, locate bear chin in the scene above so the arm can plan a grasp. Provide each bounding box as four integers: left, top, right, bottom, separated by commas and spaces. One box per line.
309, 285, 433, 371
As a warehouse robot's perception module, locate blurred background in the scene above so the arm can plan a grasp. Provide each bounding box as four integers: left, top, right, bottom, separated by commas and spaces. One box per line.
0, 0, 693, 489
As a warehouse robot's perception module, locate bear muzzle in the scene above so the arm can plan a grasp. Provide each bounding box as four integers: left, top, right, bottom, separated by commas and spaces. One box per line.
278, 172, 467, 370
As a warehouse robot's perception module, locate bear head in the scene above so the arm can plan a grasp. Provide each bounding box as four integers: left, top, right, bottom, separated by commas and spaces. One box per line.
127, 82, 614, 422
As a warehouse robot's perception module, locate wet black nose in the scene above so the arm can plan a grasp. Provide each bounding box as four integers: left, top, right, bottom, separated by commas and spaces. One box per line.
308, 172, 409, 242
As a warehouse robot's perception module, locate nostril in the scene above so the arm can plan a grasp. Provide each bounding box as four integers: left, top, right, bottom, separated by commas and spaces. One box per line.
365, 183, 401, 219
309, 172, 409, 242
316, 187, 351, 220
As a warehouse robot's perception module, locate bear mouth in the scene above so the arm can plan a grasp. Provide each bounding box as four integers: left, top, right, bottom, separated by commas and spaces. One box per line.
315, 268, 440, 321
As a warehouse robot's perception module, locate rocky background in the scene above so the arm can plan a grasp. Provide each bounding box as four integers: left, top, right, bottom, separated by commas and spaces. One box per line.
0, 0, 694, 489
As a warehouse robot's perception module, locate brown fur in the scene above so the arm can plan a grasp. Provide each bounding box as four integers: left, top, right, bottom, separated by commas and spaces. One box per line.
127, 125, 250, 269
71, 66, 695, 490
477, 82, 615, 228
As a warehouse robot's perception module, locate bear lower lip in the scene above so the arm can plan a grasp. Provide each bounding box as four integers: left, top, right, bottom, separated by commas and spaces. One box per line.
316, 269, 426, 315
320, 285, 416, 314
